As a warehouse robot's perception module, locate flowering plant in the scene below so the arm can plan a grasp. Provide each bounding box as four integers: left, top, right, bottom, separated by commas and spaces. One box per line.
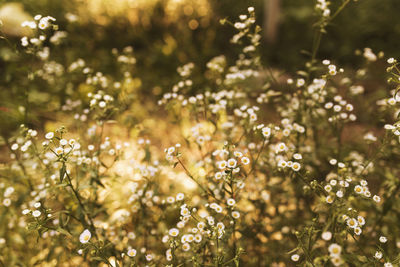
1, 1, 400, 266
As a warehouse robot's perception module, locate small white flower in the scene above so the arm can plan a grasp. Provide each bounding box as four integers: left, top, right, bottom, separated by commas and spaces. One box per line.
328, 243, 342, 256
2, 198, 11, 207
374, 251, 383, 259
262, 127, 271, 138
127, 248, 137, 257
292, 162, 301, 171
322, 231, 332, 241
176, 193, 184, 201
379, 236, 387, 243
217, 160, 227, 169
231, 211, 240, 219
55, 147, 63, 155
291, 254, 300, 262
373, 195, 381, 203
241, 157, 250, 165
326, 195, 334, 204
45, 132, 54, 139
32, 210, 41, 217
227, 198, 236, 206
227, 158, 237, 168
79, 229, 91, 244
384, 124, 395, 130
388, 98, 396, 105
324, 185, 332, 192
169, 228, 179, 237
276, 142, 287, 153
336, 190, 343, 198
388, 58, 395, 64
347, 218, 358, 229
22, 209, 31, 215
354, 185, 363, 194
293, 153, 302, 160
145, 254, 153, 261
354, 227, 362, 235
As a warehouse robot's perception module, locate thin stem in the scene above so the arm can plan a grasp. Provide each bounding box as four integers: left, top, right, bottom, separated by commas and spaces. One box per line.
177, 157, 214, 197
65, 170, 98, 239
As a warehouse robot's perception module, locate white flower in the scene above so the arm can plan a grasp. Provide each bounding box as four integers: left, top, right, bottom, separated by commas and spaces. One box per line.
32, 210, 41, 217
354, 185, 363, 194
262, 127, 271, 138
331, 256, 343, 267
354, 227, 362, 235
324, 185, 332, 192
169, 228, 179, 237
167, 146, 175, 155
194, 234, 202, 243
145, 254, 153, 261
22, 209, 30, 215
293, 153, 302, 160
387, 58, 395, 64
326, 195, 334, 204
233, 151, 243, 157
127, 248, 137, 257
2, 198, 11, 207
357, 216, 365, 226
291, 254, 300, 262
374, 251, 382, 259
275, 142, 287, 153
336, 190, 343, 198
241, 157, 250, 165
60, 139, 68, 146
227, 158, 237, 168
322, 231, 332, 241
176, 193, 184, 201
227, 198, 236, 206
182, 242, 191, 251
328, 243, 342, 256
347, 218, 358, 229
215, 172, 223, 180
379, 236, 387, 243
38, 20, 49, 30
55, 147, 63, 155
323, 59, 330, 65
217, 160, 227, 169
384, 124, 395, 130
373, 195, 381, 203
232, 211, 240, 219
79, 229, 91, 244
292, 162, 301, 171
388, 98, 396, 105
45, 132, 54, 139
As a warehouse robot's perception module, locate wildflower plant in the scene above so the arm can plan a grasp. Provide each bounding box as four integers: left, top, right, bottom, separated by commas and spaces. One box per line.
1, 1, 400, 267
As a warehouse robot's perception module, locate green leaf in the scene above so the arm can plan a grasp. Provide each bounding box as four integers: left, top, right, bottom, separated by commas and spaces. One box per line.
56, 227, 71, 236
59, 164, 66, 183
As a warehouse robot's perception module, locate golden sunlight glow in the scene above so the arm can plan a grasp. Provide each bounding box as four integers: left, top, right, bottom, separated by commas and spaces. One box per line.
75, 0, 211, 26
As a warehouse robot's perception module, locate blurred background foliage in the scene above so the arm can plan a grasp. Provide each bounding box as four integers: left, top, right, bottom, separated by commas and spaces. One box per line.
0, 0, 399, 133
